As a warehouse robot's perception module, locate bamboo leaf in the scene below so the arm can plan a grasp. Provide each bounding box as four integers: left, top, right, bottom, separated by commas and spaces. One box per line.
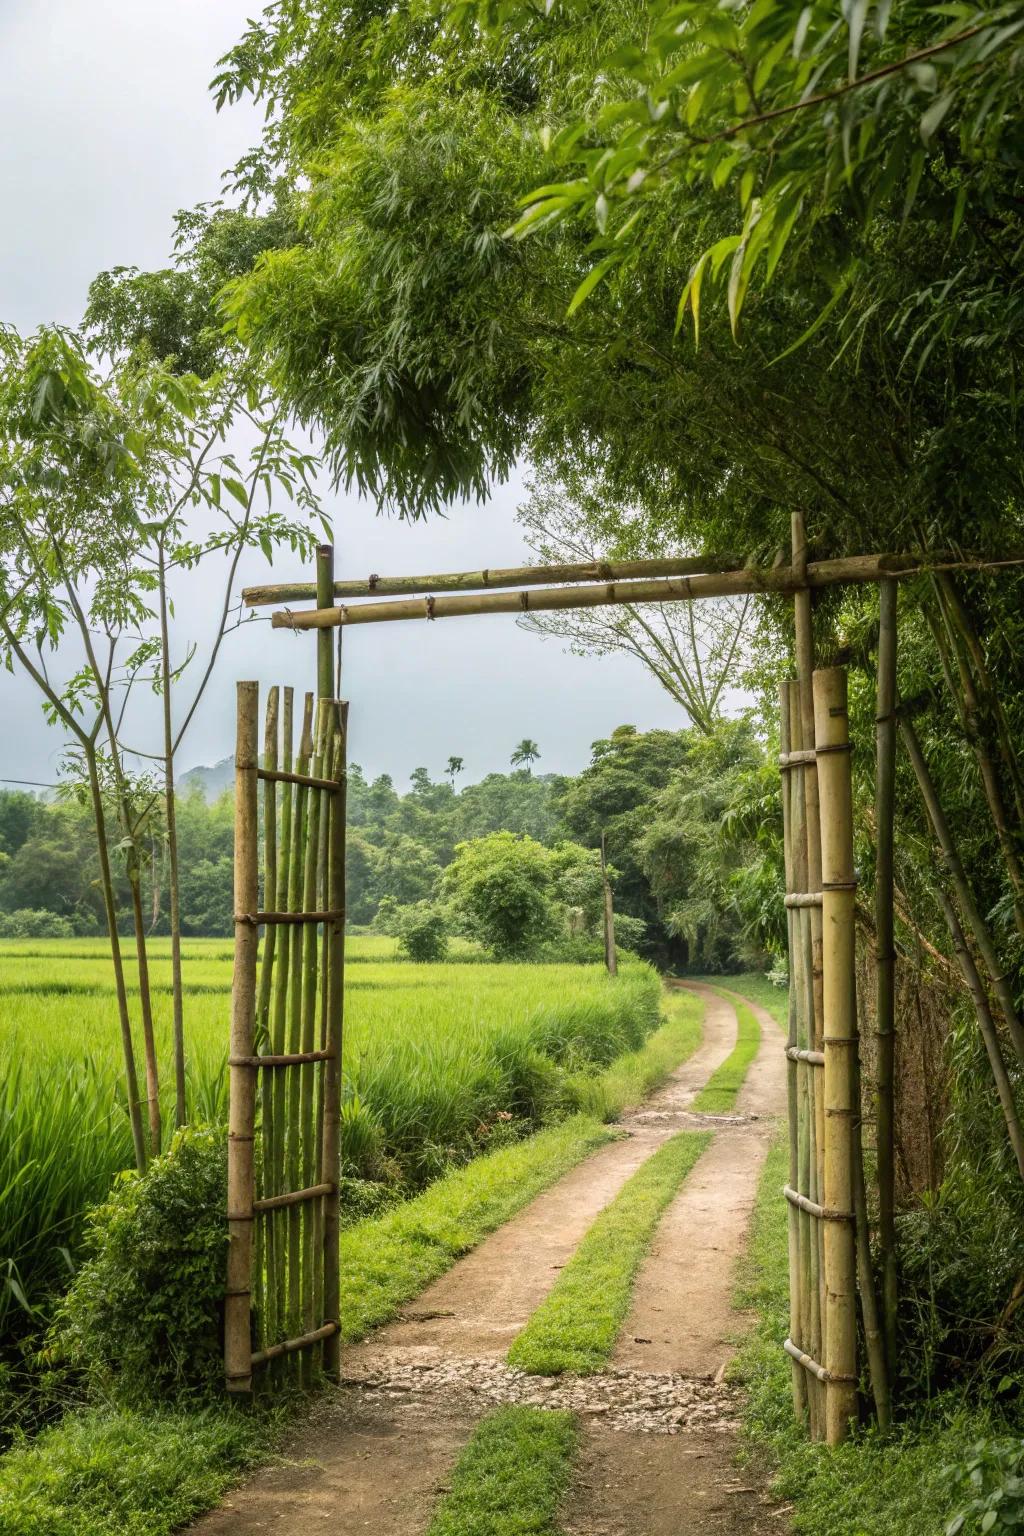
566, 254, 620, 317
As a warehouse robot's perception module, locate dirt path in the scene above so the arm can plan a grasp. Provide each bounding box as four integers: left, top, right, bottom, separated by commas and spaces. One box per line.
191, 984, 789, 1536
564, 982, 789, 1536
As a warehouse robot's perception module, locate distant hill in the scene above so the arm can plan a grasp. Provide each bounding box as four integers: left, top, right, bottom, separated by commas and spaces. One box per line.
178, 757, 234, 800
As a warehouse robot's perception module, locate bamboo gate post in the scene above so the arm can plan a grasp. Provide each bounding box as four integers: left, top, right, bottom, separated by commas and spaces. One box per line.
875, 579, 898, 1382
224, 541, 348, 1395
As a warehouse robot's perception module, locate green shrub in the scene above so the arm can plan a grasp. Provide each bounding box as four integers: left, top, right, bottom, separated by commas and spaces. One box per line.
943, 1439, 1024, 1534
54, 1126, 227, 1405
396, 903, 450, 962
0, 909, 75, 939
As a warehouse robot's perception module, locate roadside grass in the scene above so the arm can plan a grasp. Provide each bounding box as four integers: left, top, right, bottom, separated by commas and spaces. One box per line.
0, 1404, 276, 1536
732, 1133, 1008, 1536
0, 983, 704, 1534
569, 988, 704, 1121
507, 1129, 712, 1375
690, 995, 760, 1113
425, 1406, 577, 1536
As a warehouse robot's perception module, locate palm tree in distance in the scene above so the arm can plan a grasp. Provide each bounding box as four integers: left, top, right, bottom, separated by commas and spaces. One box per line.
446, 755, 464, 789
510, 739, 541, 774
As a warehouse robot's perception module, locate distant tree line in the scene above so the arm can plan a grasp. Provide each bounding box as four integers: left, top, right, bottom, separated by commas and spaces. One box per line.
0, 716, 775, 971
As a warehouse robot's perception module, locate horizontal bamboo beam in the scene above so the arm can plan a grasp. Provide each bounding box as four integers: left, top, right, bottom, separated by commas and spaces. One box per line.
786, 1046, 825, 1066
779, 749, 818, 768
784, 1184, 853, 1221
243, 552, 747, 606
235, 910, 345, 926
267, 551, 1024, 632
250, 1321, 339, 1369
228, 1049, 335, 1069
257, 767, 339, 793
253, 1181, 334, 1214
785, 893, 823, 908
784, 1337, 833, 1384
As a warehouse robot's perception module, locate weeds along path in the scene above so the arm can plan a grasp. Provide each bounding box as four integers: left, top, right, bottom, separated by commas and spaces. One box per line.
192, 985, 789, 1536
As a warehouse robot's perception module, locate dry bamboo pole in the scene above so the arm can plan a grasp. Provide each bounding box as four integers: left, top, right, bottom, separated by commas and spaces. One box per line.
781, 682, 809, 1422
268, 690, 295, 1365
874, 580, 898, 1386
933, 886, 1024, 1180
286, 696, 315, 1358
266, 551, 1024, 631
250, 547, 1024, 613
311, 725, 336, 1359
600, 831, 617, 977
316, 544, 335, 700
791, 685, 824, 1436
298, 708, 327, 1386
244, 552, 746, 606
898, 711, 1024, 1066
226, 680, 260, 1396
813, 667, 859, 1445
792, 513, 827, 1426
852, 1047, 892, 1430
258, 688, 280, 1355
322, 701, 348, 1382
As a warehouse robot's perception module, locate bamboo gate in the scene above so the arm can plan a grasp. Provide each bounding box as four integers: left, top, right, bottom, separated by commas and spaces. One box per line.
227, 524, 1020, 1442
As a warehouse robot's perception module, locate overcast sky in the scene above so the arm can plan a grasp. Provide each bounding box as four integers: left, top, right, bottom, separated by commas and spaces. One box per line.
0, 0, 688, 791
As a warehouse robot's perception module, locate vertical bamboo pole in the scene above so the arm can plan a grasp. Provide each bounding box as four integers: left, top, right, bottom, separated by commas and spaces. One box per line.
298, 707, 327, 1385
286, 696, 314, 1361
226, 680, 260, 1396
874, 579, 898, 1384
813, 667, 859, 1445
269, 690, 294, 1362
792, 513, 828, 1387
791, 687, 823, 1437
600, 831, 617, 976
312, 725, 336, 1354
781, 682, 808, 1421
257, 687, 280, 1354
317, 544, 335, 700
322, 700, 348, 1382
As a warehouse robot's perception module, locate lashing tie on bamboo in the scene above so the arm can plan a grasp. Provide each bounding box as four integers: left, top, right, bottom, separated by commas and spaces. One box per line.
821, 879, 858, 891
425, 595, 436, 618
816, 741, 851, 755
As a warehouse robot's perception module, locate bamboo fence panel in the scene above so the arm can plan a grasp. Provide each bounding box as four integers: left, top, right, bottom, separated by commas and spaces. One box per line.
225, 679, 347, 1394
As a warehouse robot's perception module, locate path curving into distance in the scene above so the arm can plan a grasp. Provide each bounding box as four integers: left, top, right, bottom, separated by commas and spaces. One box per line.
191, 982, 789, 1536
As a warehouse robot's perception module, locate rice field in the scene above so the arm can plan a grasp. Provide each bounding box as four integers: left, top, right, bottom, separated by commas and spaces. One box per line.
0, 938, 661, 1326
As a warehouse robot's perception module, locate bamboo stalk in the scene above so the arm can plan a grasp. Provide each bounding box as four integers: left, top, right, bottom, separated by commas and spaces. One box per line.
226, 681, 260, 1396
298, 706, 328, 1385
286, 696, 314, 1355
600, 831, 617, 977
852, 1043, 892, 1430
874, 579, 898, 1386
781, 681, 809, 1423
316, 544, 335, 699
245, 552, 746, 606
934, 886, 1024, 1180
267, 551, 1024, 631
269, 689, 294, 1362
322, 701, 347, 1382
792, 515, 827, 1414
813, 667, 859, 1446
251, 1322, 339, 1368
257, 687, 280, 1354
898, 711, 1024, 1066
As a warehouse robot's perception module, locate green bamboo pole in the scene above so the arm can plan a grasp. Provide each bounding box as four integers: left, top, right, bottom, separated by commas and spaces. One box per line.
257, 687, 280, 1355
874, 580, 898, 1386
311, 724, 336, 1362
298, 705, 327, 1385
226, 681, 260, 1396
781, 682, 809, 1422
269, 689, 294, 1361
286, 696, 314, 1366
814, 667, 859, 1446
322, 701, 348, 1382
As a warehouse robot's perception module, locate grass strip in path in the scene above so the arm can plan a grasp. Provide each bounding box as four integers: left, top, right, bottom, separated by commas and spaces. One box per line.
507, 1129, 712, 1375
690, 994, 761, 1114
425, 1406, 577, 1536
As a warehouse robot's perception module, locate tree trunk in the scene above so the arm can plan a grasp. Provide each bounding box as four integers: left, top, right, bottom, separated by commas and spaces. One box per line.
159, 543, 188, 1129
